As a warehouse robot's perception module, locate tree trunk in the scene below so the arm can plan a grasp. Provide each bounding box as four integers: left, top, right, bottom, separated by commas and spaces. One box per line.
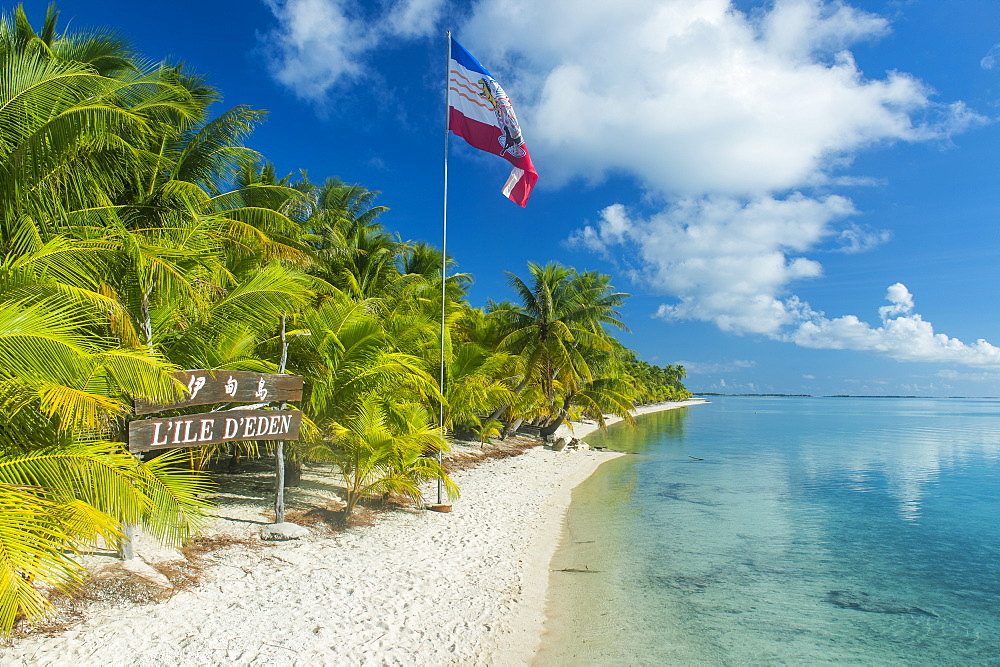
273, 316, 290, 519
502, 417, 523, 439
486, 375, 533, 424
227, 451, 242, 473
139, 283, 154, 350
538, 417, 564, 439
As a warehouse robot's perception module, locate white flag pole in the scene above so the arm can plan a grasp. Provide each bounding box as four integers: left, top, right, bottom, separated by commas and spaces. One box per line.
437, 31, 452, 506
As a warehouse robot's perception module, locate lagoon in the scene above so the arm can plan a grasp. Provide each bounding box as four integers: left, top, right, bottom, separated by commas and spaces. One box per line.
538, 396, 1000, 664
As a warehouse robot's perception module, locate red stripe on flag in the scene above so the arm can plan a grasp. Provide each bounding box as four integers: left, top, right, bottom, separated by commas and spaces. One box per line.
448, 109, 533, 170
449, 109, 537, 206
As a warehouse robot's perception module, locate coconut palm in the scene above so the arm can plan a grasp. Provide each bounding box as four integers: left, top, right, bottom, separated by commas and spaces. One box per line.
298, 178, 393, 294
0, 7, 229, 632
0, 294, 213, 633
301, 294, 439, 427
0, 4, 138, 77
309, 393, 456, 521
0, 443, 212, 633
443, 342, 518, 437
487, 262, 630, 435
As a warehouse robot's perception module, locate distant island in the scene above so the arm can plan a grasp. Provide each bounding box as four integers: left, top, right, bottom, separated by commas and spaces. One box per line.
694, 393, 998, 399
695, 393, 812, 397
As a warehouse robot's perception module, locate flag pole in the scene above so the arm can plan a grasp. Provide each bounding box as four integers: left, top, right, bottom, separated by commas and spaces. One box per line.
437, 30, 452, 506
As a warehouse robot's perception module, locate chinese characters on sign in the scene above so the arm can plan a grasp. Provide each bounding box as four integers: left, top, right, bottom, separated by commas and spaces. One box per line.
129, 370, 306, 453
133, 370, 303, 415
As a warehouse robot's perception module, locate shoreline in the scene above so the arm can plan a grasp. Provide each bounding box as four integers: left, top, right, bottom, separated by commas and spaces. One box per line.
554, 398, 709, 442
4, 400, 705, 665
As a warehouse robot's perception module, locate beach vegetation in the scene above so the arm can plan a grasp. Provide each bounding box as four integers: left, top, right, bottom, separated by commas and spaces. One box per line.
309, 393, 457, 521
0, 2, 690, 633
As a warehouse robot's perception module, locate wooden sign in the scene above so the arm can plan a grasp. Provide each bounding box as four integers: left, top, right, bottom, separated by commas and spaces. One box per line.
134, 370, 304, 415
128, 409, 303, 453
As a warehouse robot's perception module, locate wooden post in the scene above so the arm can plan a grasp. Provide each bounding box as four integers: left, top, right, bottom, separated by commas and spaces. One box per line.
275, 316, 287, 524
275, 439, 286, 523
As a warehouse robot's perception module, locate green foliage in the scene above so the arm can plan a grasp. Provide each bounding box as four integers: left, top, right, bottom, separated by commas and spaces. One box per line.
309, 393, 457, 519
0, 1, 691, 635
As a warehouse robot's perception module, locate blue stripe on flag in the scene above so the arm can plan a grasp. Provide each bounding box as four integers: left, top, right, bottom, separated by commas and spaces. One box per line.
451, 37, 491, 78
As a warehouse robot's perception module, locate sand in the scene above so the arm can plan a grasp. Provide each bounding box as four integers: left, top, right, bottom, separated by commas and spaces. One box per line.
2, 400, 705, 666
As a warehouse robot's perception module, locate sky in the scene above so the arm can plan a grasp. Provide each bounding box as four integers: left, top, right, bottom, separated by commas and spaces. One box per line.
38, 0, 1000, 396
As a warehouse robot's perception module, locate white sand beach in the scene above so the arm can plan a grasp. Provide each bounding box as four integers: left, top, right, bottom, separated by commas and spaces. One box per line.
2, 400, 705, 666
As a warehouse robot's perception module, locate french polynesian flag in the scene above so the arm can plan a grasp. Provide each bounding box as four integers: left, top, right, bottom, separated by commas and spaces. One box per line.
448, 36, 538, 207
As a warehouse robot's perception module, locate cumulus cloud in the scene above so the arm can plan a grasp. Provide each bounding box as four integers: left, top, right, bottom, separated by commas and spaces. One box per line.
463, 0, 992, 367
570, 195, 855, 334
463, 0, 979, 195
789, 284, 1000, 367
261, 0, 443, 102
571, 201, 1000, 367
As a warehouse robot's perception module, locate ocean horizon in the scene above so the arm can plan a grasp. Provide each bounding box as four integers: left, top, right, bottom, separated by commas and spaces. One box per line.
538, 396, 1000, 664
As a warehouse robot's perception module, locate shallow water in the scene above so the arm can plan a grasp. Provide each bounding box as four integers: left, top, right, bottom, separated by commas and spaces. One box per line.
538, 397, 1000, 665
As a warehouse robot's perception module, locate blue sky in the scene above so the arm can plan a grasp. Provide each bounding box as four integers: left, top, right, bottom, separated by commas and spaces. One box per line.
41, 0, 1000, 396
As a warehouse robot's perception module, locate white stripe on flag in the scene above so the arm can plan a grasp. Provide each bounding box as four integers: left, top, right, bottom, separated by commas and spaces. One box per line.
501, 167, 524, 198
449, 61, 498, 127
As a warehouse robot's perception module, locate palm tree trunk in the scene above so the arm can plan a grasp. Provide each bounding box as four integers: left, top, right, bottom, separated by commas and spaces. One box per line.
139, 282, 154, 350
538, 395, 573, 438
284, 457, 302, 486
501, 417, 523, 439
538, 419, 563, 438
486, 374, 532, 426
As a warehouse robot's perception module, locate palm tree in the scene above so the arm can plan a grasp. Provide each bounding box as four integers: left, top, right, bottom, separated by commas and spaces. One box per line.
0, 292, 213, 632
1, 4, 138, 77
0, 6, 264, 631
487, 262, 630, 436
297, 178, 399, 298
309, 393, 456, 521
301, 294, 439, 428
442, 342, 518, 437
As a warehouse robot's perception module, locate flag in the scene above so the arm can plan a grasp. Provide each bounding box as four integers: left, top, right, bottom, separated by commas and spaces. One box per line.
448, 36, 538, 207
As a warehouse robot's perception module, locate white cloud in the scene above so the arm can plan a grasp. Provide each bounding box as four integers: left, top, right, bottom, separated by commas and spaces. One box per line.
760, 0, 890, 58
467, 0, 992, 367
383, 0, 443, 37
789, 284, 1000, 367
261, 0, 444, 102
679, 359, 758, 375
981, 43, 1000, 70
937, 369, 1000, 383
836, 223, 892, 253
260, 0, 368, 101
574, 198, 1000, 367
877, 282, 913, 318
462, 0, 979, 195
570, 195, 854, 334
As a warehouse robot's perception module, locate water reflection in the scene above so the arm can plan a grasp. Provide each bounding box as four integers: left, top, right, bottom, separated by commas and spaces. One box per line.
585, 406, 690, 453
539, 397, 1000, 664
792, 398, 1000, 521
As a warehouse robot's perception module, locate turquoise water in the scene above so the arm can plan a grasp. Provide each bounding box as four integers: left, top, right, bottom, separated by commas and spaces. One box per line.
538, 397, 1000, 665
